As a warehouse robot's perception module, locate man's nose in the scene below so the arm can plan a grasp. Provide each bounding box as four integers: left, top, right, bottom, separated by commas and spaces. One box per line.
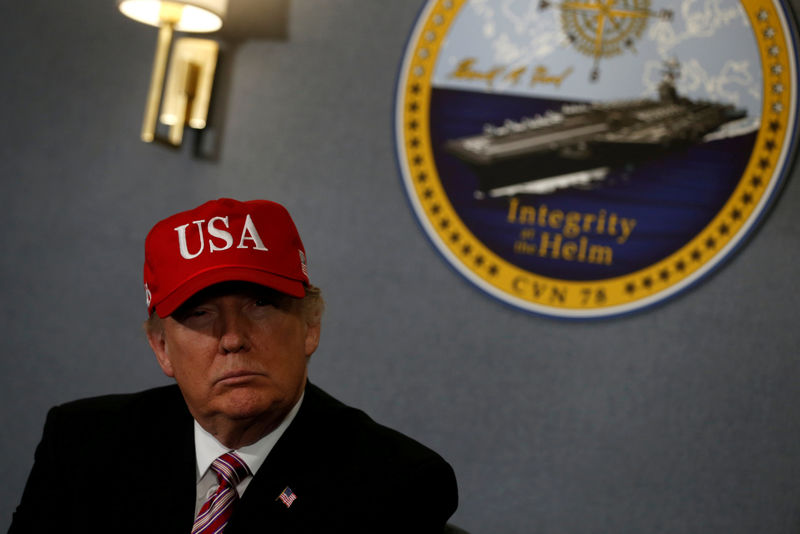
217, 311, 250, 354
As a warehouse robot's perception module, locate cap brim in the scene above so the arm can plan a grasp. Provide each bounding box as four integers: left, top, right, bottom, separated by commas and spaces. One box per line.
152, 266, 306, 318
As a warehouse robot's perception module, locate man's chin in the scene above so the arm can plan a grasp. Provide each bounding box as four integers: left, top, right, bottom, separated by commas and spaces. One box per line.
214, 388, 290, 422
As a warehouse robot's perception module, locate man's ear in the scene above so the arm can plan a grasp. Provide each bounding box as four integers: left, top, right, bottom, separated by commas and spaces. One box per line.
147, 327, 175, 378
304, 322, 321, 358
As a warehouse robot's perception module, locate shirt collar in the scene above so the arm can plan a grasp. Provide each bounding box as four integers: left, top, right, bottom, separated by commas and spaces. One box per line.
194, 391, 304, 482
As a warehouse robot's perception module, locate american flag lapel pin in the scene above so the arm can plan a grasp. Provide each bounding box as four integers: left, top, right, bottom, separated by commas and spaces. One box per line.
276, 486, 297, 508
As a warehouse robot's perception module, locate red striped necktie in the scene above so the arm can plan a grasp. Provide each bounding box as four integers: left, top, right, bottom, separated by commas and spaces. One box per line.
192, 452, 252, 534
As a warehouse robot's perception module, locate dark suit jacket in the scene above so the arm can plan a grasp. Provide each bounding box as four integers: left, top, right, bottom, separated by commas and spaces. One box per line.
9, 382, 458, 533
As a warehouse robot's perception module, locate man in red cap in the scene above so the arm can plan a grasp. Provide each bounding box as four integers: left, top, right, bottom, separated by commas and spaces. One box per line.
10, 199, 458, 534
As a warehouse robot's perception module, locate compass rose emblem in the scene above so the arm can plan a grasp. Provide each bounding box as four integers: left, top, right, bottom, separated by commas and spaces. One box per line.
541, 0, 672, 80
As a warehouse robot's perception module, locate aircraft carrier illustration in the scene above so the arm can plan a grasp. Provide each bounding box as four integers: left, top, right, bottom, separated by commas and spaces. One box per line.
444, 61, 748, 197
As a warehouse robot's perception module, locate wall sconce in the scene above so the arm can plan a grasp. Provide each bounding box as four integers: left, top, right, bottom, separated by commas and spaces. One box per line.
118, 0, 227, 145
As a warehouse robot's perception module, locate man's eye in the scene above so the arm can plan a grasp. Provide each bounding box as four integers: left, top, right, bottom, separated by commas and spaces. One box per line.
174, 308, 207, 322
254, 298, 273, 307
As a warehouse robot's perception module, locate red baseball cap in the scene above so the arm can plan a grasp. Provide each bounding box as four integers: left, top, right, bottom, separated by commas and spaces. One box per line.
144, 198, 310, 317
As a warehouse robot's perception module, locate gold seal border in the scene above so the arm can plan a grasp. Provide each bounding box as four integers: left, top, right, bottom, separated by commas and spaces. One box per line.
396, 0, 796, 317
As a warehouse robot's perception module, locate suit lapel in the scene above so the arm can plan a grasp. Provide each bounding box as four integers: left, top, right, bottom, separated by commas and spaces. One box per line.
227, 383, 327, 533
135, 386, 197, 532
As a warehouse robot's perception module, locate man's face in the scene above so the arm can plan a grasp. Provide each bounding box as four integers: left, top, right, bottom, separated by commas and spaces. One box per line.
147, 282, 320, 435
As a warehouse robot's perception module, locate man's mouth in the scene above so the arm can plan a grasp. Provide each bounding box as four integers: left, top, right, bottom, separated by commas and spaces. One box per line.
216, 370, 263, 384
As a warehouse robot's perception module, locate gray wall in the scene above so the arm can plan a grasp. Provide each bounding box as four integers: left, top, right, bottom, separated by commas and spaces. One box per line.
2, 1, 800, 533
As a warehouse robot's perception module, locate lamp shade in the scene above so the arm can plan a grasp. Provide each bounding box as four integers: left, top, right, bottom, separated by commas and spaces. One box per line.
118, 0, 227, 32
